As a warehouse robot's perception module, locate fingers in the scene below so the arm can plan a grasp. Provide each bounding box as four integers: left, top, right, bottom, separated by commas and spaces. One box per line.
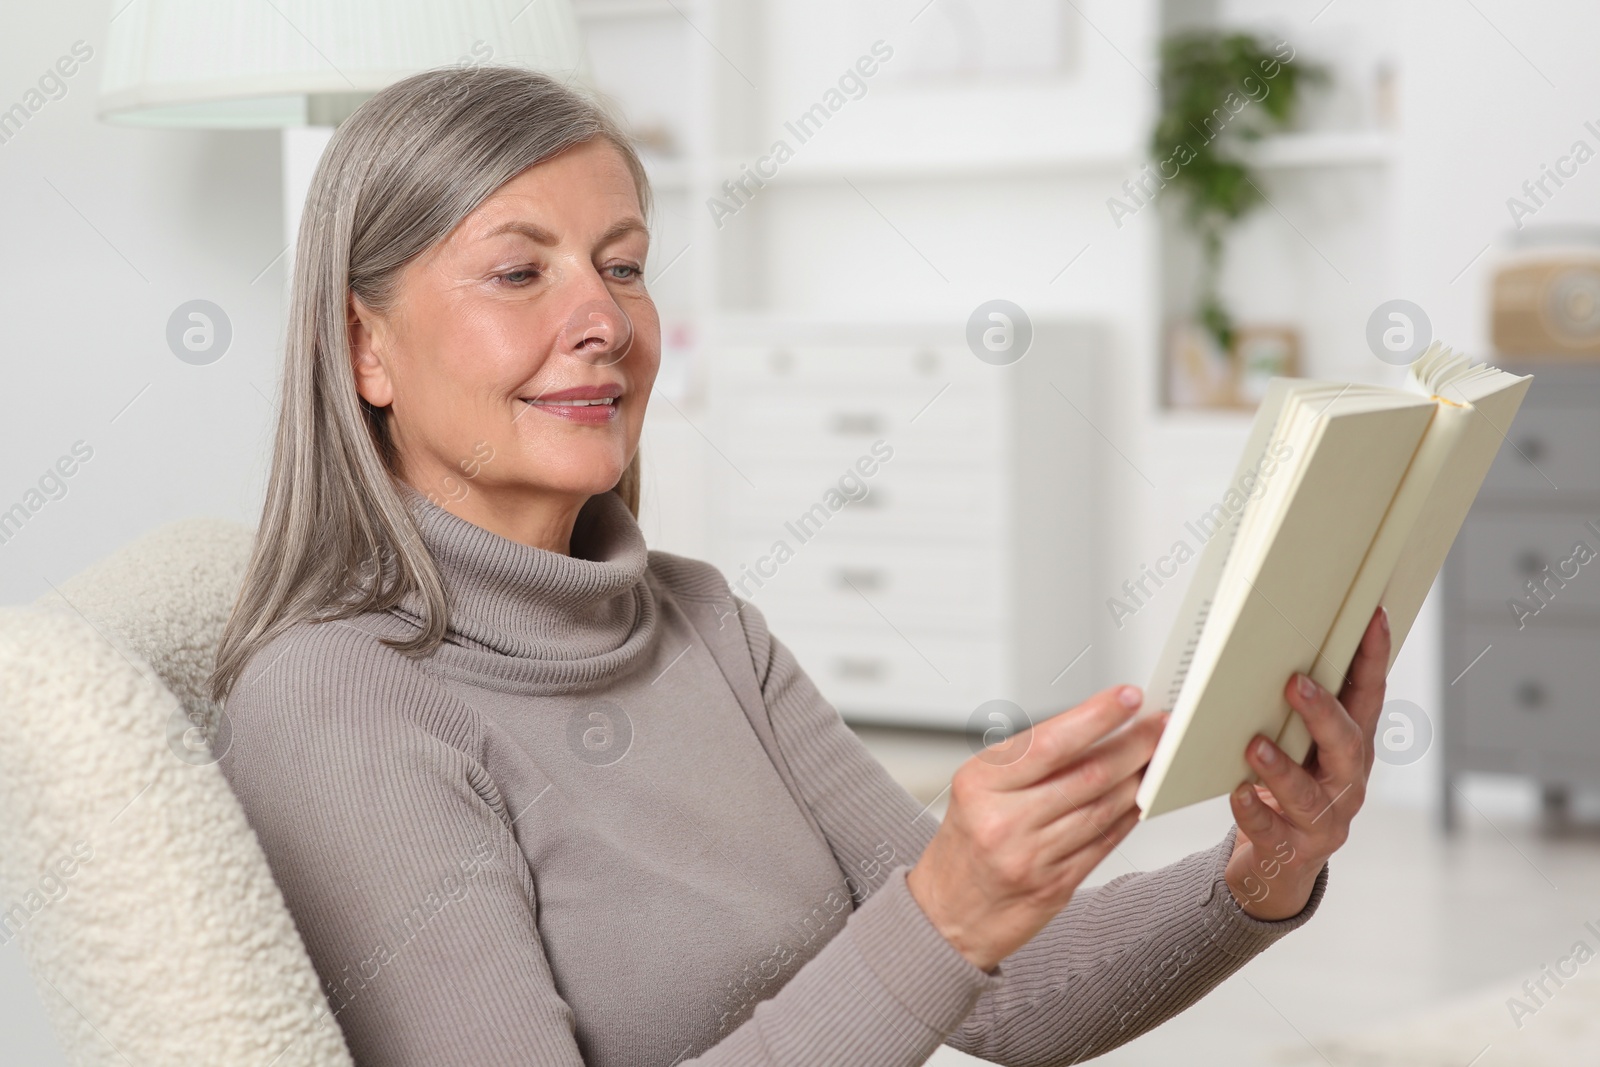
1052, 804, 1142, 887
1283, 671, 1364, 786
1033, 710, 1166, 821
993, 684, 1144, 790
1338, 605, 1391, 738
1229, 777, 1295, 856
1036, 772, 1143, 867
1245, 733, 1335, 828
1034, 712, 1168, 864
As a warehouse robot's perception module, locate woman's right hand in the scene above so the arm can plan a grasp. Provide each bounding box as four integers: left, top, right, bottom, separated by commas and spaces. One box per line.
905, 685, 1167, 973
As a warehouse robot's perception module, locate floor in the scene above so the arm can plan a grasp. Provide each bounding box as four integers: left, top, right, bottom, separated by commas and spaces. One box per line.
850, 722, 1600, 1067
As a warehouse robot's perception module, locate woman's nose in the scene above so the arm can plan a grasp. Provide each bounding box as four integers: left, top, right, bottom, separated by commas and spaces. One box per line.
558, 291, 633, 369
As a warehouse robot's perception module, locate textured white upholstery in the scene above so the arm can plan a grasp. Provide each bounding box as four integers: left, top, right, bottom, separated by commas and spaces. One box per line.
0, 518, 352, 1066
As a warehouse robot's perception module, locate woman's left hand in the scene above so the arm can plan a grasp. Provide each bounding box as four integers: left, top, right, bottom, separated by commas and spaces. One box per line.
1223, 604, 1391, 920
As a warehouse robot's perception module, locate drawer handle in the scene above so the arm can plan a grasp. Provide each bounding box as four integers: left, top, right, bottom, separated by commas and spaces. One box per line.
835, 657, 887, 682
1515, 680, 1546, 709
835, 567, 887, 591
1516, 551, 1547, 576
830, 412, 886, 435
1516, 436, 1546, 463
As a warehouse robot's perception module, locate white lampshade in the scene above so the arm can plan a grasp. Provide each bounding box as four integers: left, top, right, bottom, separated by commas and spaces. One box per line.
97, 0, 591, 128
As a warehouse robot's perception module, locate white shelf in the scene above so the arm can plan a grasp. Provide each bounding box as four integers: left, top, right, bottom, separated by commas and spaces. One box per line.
572, 0, 691, 21
1151, 406, 1257, 427
1231, 129, 1396, 169
689, 131, 1394, 189
719, 148, 1140, 185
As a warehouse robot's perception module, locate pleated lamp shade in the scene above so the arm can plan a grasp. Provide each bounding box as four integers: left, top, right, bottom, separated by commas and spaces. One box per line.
96, 0, 591, 127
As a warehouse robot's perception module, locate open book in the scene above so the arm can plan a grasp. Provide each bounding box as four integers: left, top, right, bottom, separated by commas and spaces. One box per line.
1135, 344, 1533, 819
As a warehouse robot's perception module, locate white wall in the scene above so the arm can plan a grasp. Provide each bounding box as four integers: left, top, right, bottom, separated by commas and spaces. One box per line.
0, 1, 286, 1060
0, 10, 287, 602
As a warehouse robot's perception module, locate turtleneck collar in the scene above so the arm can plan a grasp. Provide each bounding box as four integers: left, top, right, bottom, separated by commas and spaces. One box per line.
387, 482, 659, 694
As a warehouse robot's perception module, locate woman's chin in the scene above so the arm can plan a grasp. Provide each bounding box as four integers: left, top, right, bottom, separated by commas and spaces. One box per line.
529, 467, 630, 502
495, 443, 630, 500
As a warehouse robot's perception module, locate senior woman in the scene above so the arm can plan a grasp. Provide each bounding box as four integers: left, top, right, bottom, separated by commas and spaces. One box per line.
212, 65, 1390, 1066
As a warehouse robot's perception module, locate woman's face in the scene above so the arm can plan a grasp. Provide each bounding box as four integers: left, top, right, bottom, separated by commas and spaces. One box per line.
349, 136, 658, 540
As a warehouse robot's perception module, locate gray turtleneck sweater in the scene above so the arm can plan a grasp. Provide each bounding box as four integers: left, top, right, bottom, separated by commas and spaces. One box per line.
219, 484, 1328, 1067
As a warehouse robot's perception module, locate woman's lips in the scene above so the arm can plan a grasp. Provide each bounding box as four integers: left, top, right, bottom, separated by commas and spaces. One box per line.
520, 387, 621, 424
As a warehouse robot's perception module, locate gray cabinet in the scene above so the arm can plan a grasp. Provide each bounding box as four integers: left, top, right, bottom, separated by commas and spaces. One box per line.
1440, 360, 1600, 830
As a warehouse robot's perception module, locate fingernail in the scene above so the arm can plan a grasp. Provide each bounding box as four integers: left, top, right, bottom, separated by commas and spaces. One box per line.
1118, 685, 1142, 709
1254, 737, 1279, 765
1235, 783, 1255, 805
1297, 674, 1317, 700
1380, 605, 1391, 634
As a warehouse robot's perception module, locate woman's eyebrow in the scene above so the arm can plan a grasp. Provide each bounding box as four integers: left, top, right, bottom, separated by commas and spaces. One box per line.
599, 218, 649, 244
482, 220, 559, 245
481, 218, 648, 246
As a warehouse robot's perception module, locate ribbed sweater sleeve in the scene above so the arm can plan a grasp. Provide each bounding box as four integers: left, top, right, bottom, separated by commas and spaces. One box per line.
221, 622, 589, 1064
222, 619, 1003, 1067
733, 596, 1330, 1066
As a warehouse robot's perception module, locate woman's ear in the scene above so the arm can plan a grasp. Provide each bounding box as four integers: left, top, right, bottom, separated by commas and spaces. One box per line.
348, 291, 394, 408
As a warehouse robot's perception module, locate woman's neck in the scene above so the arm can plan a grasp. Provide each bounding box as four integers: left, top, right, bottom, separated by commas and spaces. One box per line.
400, 474, 589, 556
390, 481, 655, 675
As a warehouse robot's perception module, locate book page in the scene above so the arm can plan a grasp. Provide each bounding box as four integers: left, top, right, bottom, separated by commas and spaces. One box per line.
1144, 378, 1304, 713
1274, 401, 1469, 761
1376, 352, 1532, 660
1137, 394, 1437, 818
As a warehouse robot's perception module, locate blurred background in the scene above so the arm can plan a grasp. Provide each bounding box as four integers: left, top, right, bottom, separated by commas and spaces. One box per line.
4, 0, 1600, 1063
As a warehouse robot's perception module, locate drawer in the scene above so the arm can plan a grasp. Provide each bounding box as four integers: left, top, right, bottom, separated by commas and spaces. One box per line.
1479, 407, 1600, 499
721, 460, 1006, 543
713, 344, 976, 388
1456, 514, 1600, 615
723, 538, 1004, 631
773, 624, 1005, 729
721, 383, 1003, 466
1452, 623, 1600, 754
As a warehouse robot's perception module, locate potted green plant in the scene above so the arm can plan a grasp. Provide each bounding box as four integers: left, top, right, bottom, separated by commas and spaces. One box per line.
1152, 31, 1328, 355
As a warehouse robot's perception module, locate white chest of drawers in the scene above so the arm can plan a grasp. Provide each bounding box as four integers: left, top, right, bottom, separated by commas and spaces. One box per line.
702, 319, 1106, 731
1440, 359, 1600, 829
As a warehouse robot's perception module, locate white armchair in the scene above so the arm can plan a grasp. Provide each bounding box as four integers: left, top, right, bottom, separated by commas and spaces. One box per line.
0, 518, 352, 1066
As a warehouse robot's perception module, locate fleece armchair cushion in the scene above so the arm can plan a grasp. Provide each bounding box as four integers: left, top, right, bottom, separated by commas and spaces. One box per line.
0, 517, 352, 1067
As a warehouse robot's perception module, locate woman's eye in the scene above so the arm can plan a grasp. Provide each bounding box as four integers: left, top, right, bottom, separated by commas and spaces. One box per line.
607, 264, 641, 281
497, 268, 538, 286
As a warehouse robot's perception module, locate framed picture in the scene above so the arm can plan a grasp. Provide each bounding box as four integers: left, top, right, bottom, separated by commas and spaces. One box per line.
1164, 320, 1236, 409
1231, 326, 1300, 406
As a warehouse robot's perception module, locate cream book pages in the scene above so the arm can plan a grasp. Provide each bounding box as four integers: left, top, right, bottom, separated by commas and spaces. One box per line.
1136, 344, 1533, 819
1371, 351, 1534, 659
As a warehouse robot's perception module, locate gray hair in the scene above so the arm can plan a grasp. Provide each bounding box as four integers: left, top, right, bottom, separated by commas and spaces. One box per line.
209, 65, 652, 704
